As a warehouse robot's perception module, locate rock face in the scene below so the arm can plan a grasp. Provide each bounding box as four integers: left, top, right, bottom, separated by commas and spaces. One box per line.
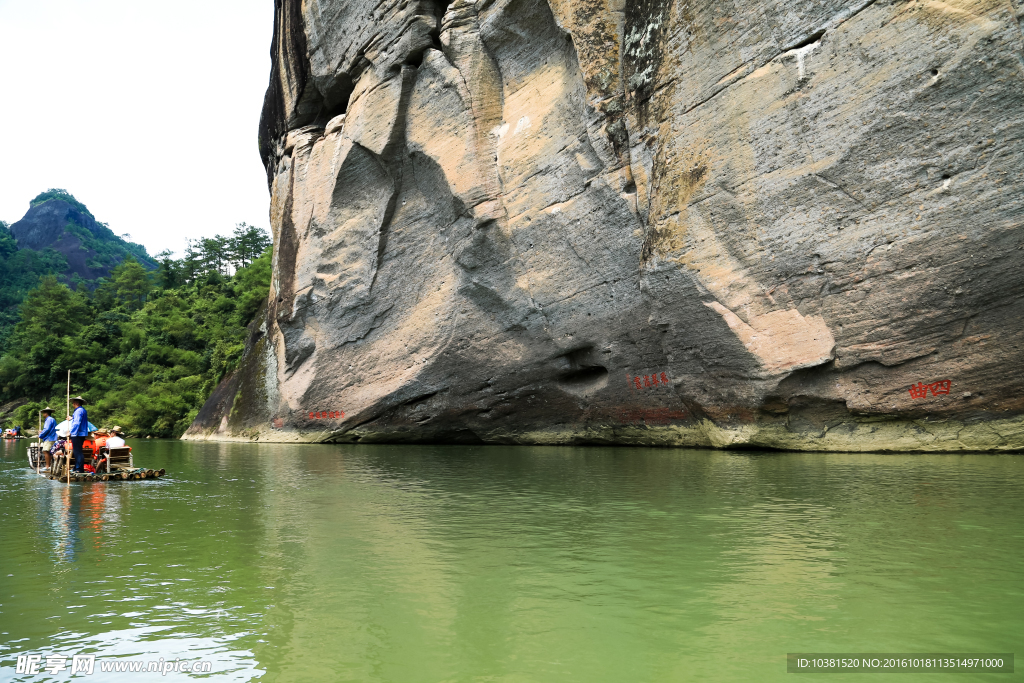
186, 0, 1024, 451
10, 198, 155, 279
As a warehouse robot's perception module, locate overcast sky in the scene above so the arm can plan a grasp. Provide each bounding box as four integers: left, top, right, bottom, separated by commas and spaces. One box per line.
0, 0, 273, 257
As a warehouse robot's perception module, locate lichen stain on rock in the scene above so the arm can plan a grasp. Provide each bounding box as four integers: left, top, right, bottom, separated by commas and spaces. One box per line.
184, 0, 1024, 451
641, 142, 712, 263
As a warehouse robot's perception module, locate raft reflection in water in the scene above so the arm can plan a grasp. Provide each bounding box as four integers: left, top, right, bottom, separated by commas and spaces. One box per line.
45, 480, 120, 562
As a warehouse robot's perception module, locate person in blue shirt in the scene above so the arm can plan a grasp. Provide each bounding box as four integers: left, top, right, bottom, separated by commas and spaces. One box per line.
68, 396, 90, 473
38, 407, 57, 469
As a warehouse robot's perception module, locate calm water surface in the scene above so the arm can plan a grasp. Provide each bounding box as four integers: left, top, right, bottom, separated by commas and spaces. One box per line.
1, 440, 1021, 682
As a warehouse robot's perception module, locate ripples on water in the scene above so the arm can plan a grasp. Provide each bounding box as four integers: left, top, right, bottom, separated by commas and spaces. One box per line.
1, 440, 1021, 682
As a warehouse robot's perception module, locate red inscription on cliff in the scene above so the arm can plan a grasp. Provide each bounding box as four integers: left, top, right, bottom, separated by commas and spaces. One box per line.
908, 380, 951, 399
309, 410, 345, 419
630, 372, 670, 390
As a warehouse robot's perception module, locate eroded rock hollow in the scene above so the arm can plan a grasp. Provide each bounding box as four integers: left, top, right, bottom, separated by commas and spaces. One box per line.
185, 0, 1024, 450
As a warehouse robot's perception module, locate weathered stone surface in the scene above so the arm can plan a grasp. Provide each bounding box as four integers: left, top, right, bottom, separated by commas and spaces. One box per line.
186, 0, 1024, 451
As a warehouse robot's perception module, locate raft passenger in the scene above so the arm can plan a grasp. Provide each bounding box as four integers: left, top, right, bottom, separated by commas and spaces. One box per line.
91, 429, 109, 471
38, 407, 57, 468
108, 427, 126, 449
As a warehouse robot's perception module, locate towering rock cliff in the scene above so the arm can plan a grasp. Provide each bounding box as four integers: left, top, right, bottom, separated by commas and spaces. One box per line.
186, 0, 1024, 451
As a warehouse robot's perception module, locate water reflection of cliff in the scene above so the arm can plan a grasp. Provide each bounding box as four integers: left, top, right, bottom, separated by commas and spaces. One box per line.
245, 446, 1024, 681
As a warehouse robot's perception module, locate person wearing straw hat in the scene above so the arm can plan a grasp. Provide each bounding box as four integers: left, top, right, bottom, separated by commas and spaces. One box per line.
107, 427, 126, 449
68, 396, 90, 473
38, 407, 57, 469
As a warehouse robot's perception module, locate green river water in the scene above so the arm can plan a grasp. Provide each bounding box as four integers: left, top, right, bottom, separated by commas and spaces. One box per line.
0, 440, 1021, 682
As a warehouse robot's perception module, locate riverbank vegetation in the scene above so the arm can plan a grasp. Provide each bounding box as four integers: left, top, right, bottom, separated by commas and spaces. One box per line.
0, 226, 271, 437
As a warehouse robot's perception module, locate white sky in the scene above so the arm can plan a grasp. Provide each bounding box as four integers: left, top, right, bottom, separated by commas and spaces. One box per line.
0, 0, 273, 257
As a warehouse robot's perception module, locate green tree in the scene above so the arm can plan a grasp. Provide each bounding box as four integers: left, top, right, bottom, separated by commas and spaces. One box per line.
155, 249, 180, 289
0, 221, 70, 351
0, 276, 91, 398
200, 236, 229, 274
182, 239, 204, 283
2, 239, 273, 438
0, 221, 17, 259
112, 258, 153, 311
231, 246, 272, 325
229, 223, 272, 269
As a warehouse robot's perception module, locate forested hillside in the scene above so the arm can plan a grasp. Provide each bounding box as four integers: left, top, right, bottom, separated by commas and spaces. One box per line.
0, 225, 271, 437
0, 221, 67, 350
0, 189, 160, 349
17, 188, 155, 269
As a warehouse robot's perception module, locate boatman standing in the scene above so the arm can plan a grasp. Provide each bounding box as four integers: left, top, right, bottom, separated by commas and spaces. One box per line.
38, 407, 57, 469
68, 396, 90, 473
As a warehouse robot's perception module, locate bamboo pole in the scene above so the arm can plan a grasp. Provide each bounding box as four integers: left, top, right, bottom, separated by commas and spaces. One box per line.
66, 371, 71, 485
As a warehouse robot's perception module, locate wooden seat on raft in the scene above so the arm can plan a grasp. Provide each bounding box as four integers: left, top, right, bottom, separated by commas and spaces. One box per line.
53, 451, 73, 478
106, 447, 133, 473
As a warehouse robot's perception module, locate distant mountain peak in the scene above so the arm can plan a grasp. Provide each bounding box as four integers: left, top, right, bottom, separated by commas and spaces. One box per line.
9, 190, 155, 282
29, 188, 94, 218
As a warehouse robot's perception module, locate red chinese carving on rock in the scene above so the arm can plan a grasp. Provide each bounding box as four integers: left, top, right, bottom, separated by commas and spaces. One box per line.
630, 372, 671, 390
308, 410, 345, 419
909, 380, 951, 399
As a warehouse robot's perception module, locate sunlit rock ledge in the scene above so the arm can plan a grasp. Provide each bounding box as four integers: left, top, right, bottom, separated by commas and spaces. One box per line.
184, 0, 1024, 451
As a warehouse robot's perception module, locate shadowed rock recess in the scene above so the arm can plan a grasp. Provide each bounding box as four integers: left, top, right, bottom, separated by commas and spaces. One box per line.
185, 0, 1024, 451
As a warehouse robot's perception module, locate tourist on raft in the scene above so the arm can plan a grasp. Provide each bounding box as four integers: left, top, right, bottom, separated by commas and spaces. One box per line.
51, 421, 69, 463
108, 427, 126, 449
67, 396, 90, 473
38, 407, 57, 469
89, 428, 109, 472
89, 427, 127, 472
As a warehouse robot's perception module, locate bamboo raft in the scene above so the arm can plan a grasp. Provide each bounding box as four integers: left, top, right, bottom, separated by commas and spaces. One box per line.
28, 445, 166, 482
46, 467, 166, 482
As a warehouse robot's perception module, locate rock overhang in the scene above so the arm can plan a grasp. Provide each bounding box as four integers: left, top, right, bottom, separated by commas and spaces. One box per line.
186, 0, 1024, 452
